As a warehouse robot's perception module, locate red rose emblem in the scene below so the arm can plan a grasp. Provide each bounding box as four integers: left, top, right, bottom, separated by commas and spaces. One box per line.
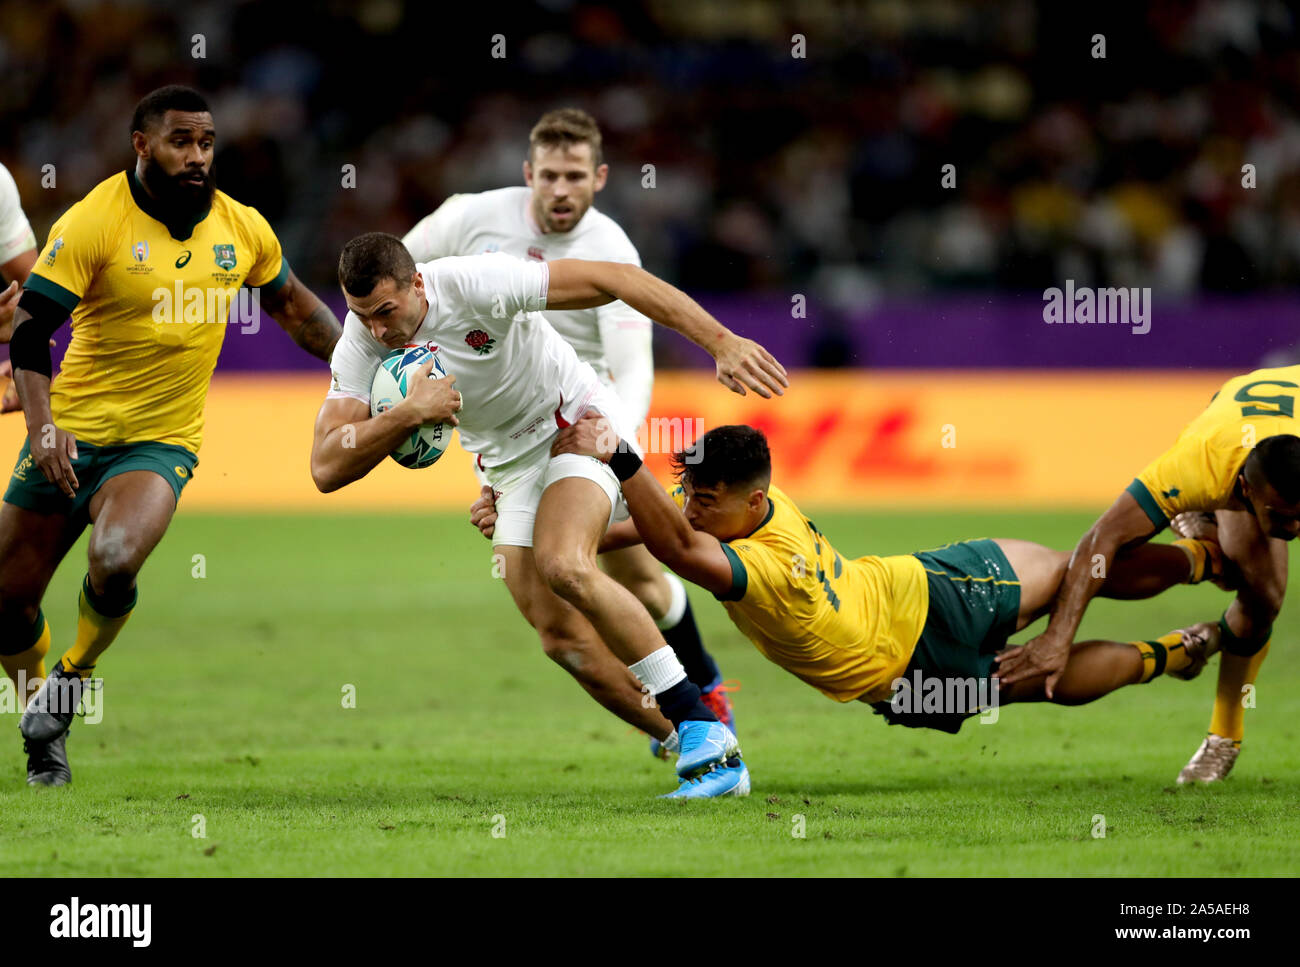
465, 329, 495, 355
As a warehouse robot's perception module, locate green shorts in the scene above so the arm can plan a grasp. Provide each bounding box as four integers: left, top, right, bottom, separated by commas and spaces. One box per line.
3, 437, 197, 525
871, 539, 1021, 734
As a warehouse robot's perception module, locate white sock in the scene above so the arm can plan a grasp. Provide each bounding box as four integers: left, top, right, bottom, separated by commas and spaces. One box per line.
662, 729, 680, 753
629, 645, 687, 695
654, 572, 689, 631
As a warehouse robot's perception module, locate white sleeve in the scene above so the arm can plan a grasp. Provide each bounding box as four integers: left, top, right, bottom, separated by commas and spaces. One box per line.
327, 314, 385, 404
597, 303, 654, 426
440, 252, 548, 319
0, 163, 36, 265
402, 194, 470, 262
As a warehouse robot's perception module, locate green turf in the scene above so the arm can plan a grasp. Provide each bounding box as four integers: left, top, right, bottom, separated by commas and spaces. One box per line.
2, 509, 1297, 876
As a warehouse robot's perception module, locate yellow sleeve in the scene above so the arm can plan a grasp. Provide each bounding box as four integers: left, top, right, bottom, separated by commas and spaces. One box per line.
23, 200, 108, 312
1128, 435, 1217, 528
242, 205, 288, 291
716, 538, 791, 604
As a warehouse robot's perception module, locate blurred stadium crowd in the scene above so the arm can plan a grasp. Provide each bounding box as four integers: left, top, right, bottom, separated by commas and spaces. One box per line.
2, 0, 1299, 303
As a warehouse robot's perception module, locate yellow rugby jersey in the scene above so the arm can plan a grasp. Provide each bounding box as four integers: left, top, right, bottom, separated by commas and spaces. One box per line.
673, 484, 929, 703
1128, 365, 1300, 527
24, 170, 288, 453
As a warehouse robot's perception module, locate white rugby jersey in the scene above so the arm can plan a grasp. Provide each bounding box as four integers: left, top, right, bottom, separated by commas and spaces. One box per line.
0, 162, 37, 269
328, 253, 605, 470
402, 186, 653, 424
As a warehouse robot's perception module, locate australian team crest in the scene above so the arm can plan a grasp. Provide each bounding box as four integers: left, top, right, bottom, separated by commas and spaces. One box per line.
213, 243, 237, 270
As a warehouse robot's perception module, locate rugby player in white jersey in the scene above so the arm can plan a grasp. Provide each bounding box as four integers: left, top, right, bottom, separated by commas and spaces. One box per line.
310, 232, 787, 797
403, 109, 734, 758
0, 161, 41, 413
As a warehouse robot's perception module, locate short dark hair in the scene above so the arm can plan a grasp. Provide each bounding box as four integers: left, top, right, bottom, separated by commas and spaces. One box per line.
130, 85, 210, 136
1246, 434, 1300, 503
529, 108, 603, 167
672, 425, 771, 493
338, 232, 416, 297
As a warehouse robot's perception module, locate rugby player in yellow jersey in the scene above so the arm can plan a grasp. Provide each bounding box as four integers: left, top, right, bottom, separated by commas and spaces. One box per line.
470, 419, 1218, 786
0, 86, 343, 786
999, 366, 1300, 784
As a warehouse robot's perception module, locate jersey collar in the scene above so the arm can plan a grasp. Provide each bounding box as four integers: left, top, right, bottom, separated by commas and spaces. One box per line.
126, 168, 212, 241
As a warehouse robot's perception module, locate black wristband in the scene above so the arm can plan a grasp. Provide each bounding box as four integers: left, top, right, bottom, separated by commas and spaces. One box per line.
608, 440, 642, 482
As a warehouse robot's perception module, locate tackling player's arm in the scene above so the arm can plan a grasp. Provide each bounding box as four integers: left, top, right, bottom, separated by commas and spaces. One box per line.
258, 270, 343, 363
996, 488, 1158, 694
545, 259, 788, 399
550, 412, 734, 595
310, 359, 460, 493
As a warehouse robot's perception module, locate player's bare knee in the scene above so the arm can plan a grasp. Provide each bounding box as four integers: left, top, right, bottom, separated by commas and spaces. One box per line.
88, 533, 145, 590
538, 555, 600, 609
537, 625, 590, 675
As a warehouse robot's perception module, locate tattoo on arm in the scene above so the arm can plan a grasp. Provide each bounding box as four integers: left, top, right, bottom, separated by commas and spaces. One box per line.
294, 303, 342, 362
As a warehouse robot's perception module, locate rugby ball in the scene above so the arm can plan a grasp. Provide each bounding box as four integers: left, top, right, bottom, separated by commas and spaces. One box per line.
369, 344, 452, 469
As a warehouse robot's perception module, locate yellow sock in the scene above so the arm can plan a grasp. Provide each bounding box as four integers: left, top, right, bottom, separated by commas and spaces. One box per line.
1208, 642, 1269, 742
61, 576, 136, 679
1131, 632, 1191, 683
1172, 538, 1219, 584
1, 612, 51, 706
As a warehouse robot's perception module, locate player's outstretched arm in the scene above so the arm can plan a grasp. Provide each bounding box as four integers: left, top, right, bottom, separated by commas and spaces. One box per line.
997, 489, 1157, 695
551, 413, 734, 595
545, 259, 788, 399
260, 270, 343, 363
310, 360, 461, 492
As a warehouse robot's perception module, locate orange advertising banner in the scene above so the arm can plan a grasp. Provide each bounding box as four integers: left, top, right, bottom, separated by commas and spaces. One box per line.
0, 370, 1237, 511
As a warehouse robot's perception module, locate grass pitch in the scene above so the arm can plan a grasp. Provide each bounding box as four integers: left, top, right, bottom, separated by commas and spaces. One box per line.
2, 509, 1297, 876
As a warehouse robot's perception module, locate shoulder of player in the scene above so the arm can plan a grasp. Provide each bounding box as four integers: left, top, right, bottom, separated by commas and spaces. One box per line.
42, 173, 135, 250
210, 189, 276, 236
445, 186, 525, 221
728, 492, 806, 562
573, 206, 639, 258
422, 249, 528, 281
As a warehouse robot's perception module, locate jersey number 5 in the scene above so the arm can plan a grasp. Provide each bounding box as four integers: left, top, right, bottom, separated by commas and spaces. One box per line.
1234, 380, 1298, 419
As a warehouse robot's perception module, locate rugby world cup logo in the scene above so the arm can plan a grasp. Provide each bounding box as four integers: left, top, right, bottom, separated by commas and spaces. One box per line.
131, 240, 149, 262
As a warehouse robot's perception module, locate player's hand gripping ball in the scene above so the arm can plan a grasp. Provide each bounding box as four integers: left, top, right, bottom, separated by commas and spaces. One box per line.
370, 344, 455, 468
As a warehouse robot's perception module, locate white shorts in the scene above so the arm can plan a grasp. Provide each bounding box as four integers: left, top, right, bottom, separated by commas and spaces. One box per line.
484, 385, 637, 549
